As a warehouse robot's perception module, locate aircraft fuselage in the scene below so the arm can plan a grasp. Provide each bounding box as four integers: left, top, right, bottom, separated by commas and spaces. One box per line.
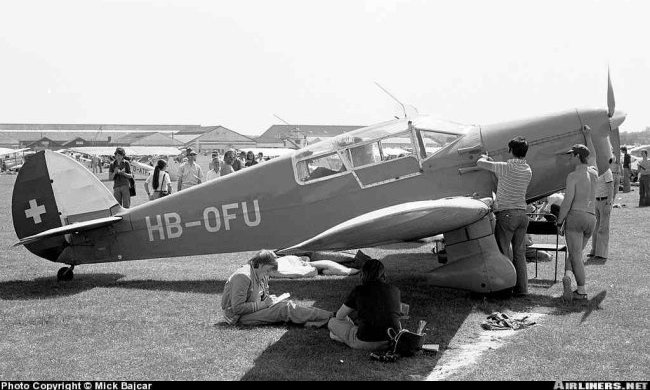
56, 108, 614, 265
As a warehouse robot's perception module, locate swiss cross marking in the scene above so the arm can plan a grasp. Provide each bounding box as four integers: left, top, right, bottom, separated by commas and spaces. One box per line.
25, 199, 46, 224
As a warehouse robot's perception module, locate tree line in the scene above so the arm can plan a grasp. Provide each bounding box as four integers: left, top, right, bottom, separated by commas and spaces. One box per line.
620, 127, 650, 146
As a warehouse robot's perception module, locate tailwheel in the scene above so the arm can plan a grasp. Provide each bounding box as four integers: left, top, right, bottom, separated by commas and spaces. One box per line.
57, 266, 74, 282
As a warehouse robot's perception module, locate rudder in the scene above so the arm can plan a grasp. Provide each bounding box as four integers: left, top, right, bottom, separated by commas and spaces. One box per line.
12, 150, 119, 262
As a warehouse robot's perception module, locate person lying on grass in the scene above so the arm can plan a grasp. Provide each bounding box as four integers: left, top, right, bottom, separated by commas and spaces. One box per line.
221, 249, 333, 327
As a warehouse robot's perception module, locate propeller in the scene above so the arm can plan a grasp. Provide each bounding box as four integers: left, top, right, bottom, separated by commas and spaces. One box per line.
607, 67, 615, 118
607, 68, 626, 129
606, 68, 626, 164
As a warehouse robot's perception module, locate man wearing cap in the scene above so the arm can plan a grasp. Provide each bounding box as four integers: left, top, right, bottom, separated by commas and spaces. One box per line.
177, 148, 203, 191
557, 141, 598, 302
206, 152, 221, 181
588, 159, 614, 261
109, 147, 133, 208
477, 136, 532, 296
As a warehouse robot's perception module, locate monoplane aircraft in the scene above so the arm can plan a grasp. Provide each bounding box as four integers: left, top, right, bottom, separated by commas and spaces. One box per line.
65, 146, 183, 180
11, 78, 625, 293
1, 148, 32, 172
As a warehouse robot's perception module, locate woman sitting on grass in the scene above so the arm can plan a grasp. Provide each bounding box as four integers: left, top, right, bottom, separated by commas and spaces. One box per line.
221, 249, 333, 327
328, 259, 402, 351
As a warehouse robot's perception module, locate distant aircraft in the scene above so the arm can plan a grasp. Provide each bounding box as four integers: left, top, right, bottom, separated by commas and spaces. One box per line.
1, 148, 32, 172
236, 147, 296, 160
11, 78, 625, 293
65, 146, 183, 181
629, 145, 650, 157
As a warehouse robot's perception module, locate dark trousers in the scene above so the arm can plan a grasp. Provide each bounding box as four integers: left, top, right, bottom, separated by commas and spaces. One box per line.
495, 209, 529, 294
640, 176, 650, 207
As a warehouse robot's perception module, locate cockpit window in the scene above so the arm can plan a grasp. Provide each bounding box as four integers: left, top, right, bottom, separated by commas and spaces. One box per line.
296, 152, 347, 182
346, 131, 417, 167
418, 130, 461, 157
292, 116, 471, 185
379, 134, 417, 160
348, 142, 381, 167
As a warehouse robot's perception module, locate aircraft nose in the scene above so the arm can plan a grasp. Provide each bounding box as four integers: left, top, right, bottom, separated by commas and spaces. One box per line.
610, 109, 626, 130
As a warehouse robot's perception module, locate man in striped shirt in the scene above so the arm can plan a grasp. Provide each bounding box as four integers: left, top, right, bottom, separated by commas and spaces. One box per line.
477, 137, 533, 296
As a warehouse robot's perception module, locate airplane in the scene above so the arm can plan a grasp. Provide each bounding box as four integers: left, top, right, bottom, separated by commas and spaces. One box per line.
64, 146, 183, 181
11, 76, 625, 293
1, 147, 32, 172
236, 147, 296, 160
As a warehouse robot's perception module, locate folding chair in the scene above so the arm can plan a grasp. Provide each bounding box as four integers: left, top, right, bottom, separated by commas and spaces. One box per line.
526, 213, 567, 283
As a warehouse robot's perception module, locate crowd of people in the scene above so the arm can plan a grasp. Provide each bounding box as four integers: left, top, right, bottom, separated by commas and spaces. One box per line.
174, 148, 266, 187
103, 147, 270, 208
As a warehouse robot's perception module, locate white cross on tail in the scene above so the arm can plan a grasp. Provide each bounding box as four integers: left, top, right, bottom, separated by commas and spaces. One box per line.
25, 199, 46, 224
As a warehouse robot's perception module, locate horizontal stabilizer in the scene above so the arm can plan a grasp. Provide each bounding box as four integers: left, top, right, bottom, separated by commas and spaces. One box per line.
14, 216, 122, 247
278, 197, 490, 254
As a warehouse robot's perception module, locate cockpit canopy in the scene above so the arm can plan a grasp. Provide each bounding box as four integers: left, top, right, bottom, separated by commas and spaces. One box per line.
292, 115, 475, 185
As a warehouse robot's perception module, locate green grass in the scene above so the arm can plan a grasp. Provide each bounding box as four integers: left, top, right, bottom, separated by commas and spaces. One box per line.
0, 174, 648, 380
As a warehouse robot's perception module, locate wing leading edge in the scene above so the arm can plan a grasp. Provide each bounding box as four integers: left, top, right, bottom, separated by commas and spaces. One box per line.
277, 196, 491, 254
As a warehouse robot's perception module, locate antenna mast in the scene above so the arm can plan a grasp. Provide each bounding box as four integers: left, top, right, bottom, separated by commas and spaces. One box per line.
273, 114, 303, 149
374, 82, 407, 119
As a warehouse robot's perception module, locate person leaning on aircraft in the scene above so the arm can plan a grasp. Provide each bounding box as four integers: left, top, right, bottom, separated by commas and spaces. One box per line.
221, 250, 334, 327
476, 137, 533, 296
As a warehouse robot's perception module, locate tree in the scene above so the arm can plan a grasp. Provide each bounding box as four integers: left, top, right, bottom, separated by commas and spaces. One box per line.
620, 127, 650, 146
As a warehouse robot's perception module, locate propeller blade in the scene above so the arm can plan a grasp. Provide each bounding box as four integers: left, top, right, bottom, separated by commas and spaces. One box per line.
607, 68, 616, 118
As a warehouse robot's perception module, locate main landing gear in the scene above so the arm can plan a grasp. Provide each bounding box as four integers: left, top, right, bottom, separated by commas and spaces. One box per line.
57, 265, 75, 281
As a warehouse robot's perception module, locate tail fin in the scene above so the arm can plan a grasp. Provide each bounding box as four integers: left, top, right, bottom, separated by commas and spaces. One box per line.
12, 151, 119, 261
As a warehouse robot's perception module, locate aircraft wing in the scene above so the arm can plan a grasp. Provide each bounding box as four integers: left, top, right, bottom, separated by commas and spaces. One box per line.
131, 160, 154, 172
0, 147, 30, 157
238, 147, 296, 158
14, 216, 122, 247
277, 196, 491, 255
66, 146, 183, 156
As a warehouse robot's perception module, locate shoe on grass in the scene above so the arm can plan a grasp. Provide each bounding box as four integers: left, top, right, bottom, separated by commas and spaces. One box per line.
572, 290, 588, 301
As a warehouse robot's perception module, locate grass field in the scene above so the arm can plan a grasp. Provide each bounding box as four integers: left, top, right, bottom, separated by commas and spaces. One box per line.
0, 174, 648, 381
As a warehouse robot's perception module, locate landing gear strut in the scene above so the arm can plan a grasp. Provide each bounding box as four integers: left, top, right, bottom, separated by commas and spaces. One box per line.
57, 265, 74, 281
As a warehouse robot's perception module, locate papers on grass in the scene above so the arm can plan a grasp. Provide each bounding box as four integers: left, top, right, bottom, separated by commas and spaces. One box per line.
271, 292, 290, 306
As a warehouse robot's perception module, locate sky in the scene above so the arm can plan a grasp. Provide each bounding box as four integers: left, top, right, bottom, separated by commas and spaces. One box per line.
0, 0, 648, 136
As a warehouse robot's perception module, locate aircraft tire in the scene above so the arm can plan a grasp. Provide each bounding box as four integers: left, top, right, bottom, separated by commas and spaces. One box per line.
57, 267, 74, 282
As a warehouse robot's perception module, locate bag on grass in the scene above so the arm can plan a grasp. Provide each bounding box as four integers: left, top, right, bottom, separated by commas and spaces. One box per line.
388, 327, 426, 357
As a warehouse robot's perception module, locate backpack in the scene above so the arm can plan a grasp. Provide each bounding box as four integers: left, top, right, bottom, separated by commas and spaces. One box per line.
388, 327, 426, 357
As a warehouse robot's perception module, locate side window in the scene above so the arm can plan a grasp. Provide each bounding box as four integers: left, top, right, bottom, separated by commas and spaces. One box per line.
348, 142, 381, 167
419, 130, 461, 157
297, 152, 347, 182
378, 133, 416, 161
